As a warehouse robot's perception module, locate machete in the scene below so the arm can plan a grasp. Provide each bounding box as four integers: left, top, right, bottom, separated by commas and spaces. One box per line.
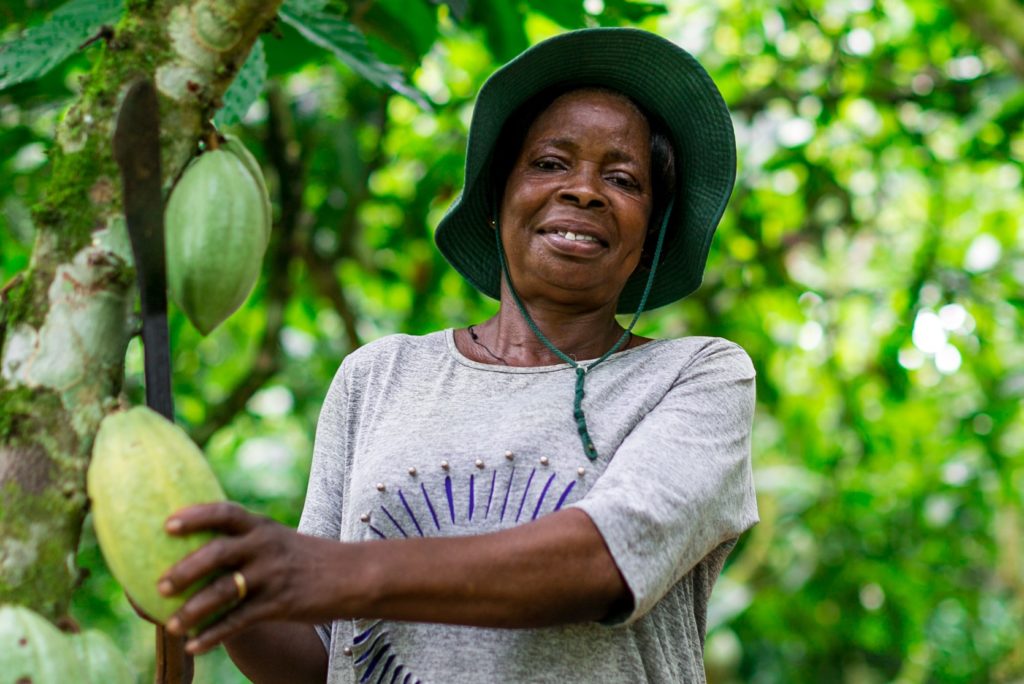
112, 78, 193, 684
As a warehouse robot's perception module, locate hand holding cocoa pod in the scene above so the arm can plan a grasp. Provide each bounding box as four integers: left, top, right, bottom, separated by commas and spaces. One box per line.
156, 502, 343, 655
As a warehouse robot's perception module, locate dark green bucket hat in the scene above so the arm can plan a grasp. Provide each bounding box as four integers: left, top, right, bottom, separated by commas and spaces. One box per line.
435, 27, 737, 313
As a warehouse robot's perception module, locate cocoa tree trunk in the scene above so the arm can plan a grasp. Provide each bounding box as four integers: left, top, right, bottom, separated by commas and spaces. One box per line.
0, 0, 282, 620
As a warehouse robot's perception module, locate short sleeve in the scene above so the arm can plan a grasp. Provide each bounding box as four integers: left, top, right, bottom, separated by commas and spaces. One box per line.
297, 363, 351, 650
567, 339, 758, 625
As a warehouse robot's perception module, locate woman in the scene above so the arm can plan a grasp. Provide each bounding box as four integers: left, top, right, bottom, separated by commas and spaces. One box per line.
157, 28, 758, 683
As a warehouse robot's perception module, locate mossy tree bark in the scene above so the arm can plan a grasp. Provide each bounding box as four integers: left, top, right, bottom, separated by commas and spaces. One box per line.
0, 0, 282, 620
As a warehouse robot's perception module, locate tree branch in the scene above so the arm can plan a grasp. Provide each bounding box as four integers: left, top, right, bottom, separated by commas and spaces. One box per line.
338, 93, 390, 260
301, 243, 363, 351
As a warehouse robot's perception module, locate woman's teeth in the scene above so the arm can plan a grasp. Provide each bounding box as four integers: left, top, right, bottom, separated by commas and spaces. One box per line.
555, 231, 598, 243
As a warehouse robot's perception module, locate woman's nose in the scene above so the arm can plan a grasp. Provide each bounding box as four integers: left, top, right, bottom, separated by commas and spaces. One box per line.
558, 165, 607, 209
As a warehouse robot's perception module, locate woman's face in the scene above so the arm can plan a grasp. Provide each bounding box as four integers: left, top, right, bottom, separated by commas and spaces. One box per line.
499, 89, 653, 311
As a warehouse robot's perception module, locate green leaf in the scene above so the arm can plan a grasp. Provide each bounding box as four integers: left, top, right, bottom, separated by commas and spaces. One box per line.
0, 0, 123, 91
280, 0, 330, 13
215, 37, 268, 127
278, 3, 430, 109
468, 0, 528, 62
523, 0, 588, 28
360, 0, 439, 65
600, 0, 668, 23
429, 0, 468, 21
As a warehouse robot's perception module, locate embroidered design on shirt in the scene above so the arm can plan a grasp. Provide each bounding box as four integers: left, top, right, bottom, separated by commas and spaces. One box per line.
362, 463, 579, 539
350, 454, 586, 680
348, 620, 421, 684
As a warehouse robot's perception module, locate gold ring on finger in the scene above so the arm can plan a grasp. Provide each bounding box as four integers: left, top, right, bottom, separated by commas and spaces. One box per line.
232, 571, 248, 601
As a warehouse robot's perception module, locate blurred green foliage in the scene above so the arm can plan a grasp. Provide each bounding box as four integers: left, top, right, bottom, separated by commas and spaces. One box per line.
2, 0, 1022, 682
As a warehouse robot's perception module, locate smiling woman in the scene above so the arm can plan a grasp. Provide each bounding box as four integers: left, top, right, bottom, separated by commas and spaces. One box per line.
154, 28, 756, 684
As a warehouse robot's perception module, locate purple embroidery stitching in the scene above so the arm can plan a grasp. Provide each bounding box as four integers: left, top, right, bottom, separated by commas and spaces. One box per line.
354, 622, 379, 645
355, 632, 387, 665
555, 480, 576, 510
532, 473, 558, 521
444, 475, 456, 524
485, 470, 496, 519
349, 623, 421, 684
359, 643, 391, 682
420, 482, 441, 530
380, 505, 408, 538
368, 525, 386, 539
515, 468, 537, 523
468, 474, 476, 521
397, 490, 424, 537
376, 654, 396, 684
500, 467, 516, 521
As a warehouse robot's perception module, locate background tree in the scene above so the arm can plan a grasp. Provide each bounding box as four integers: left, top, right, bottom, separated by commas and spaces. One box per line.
1, 0, 1022, 682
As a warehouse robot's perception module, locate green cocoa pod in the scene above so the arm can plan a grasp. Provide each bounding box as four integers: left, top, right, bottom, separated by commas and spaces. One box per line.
68, 629, 137, 684
165, 144, 270, 335
0, 604, 79, 684
221, 134, 272, 245
87, 406, 227, 624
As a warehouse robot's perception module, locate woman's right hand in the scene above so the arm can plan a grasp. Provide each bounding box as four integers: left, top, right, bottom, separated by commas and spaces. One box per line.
156, 502, 347, 655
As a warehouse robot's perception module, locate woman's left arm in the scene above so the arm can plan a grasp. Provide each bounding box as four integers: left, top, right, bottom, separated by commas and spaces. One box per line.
160, 503, 627, 654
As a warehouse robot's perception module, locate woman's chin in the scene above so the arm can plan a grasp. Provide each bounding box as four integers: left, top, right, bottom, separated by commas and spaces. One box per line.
512, 274, 622, 311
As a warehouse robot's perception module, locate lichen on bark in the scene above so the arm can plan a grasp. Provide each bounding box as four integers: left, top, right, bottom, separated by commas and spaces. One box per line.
0, 388, 84, 618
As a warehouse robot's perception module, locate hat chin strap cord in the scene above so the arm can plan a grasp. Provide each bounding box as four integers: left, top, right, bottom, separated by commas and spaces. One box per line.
494, 199, 673, 461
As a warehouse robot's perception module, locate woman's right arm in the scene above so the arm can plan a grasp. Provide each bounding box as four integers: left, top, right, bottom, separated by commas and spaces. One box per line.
222, 622, 327, 684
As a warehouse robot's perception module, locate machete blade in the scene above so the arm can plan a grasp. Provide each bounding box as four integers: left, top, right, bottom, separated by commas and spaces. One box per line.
112, 79, 174, 420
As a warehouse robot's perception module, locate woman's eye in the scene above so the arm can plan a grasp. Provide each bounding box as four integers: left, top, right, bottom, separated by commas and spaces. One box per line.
608, 174, 640, 189
534, 158, 564, 170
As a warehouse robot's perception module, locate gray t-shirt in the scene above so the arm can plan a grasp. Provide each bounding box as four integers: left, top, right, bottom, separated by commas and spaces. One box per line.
299, 329, 758, 683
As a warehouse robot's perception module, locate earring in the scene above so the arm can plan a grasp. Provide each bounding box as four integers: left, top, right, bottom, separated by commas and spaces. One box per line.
489, 217, 497, 228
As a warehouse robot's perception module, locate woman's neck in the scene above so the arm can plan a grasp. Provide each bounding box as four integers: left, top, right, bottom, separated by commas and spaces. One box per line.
468, 300, 629, 367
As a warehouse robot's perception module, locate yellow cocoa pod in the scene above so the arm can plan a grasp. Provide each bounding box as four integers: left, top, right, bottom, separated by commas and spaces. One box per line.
165, 143, 270, 335
87, 406, 227, 624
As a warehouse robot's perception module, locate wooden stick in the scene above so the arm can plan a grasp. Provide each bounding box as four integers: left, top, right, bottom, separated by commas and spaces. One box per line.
155, 627, 193, 684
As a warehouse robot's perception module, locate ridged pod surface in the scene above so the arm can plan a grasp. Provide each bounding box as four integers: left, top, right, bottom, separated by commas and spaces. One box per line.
0, 605, 137, 684
70, 630, 138, 684
0, 604, 78, 684
165, 141, 270, 335
221, 134, 272, 246
87, 406, 227, 623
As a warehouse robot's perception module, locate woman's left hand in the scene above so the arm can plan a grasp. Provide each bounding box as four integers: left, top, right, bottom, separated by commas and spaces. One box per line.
158, 502, 339, 654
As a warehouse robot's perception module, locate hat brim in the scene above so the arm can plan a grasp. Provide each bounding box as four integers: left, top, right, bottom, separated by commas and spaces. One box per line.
435, 27, 736, 313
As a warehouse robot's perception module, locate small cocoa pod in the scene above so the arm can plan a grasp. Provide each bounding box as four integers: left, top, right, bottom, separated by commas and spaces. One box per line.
0, 604, 79, 684
165, 139, 271, 335
87, 406, 227, 624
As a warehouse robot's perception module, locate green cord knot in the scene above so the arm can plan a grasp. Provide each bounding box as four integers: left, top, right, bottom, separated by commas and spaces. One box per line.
574, 366, 598, 459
